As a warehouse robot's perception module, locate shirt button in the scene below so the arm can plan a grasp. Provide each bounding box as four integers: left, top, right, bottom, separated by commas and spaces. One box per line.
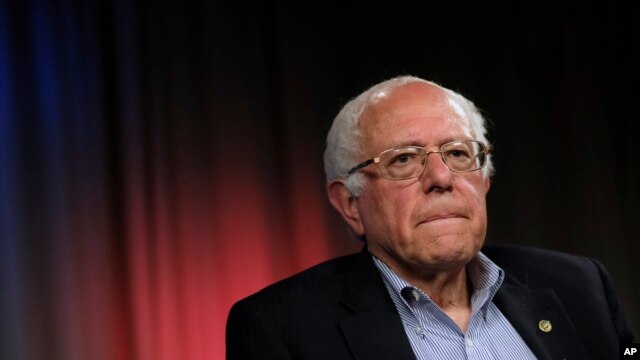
465, 337, 474, 347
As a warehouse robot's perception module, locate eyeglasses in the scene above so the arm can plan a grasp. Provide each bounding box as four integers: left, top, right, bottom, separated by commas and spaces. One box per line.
347, 140, 492, 180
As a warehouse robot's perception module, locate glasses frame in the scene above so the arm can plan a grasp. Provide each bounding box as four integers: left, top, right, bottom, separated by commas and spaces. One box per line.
346, 140, 493, 180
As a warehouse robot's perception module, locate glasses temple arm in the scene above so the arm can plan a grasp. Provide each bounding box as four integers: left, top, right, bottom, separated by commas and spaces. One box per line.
347, 159, 376, 176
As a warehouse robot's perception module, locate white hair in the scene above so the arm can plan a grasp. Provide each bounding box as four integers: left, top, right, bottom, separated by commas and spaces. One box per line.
324, 75, 493, 196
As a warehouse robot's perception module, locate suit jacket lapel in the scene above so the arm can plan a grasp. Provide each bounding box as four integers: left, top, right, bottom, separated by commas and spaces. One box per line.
338, 250, 416, 360
494, 271, 591, 360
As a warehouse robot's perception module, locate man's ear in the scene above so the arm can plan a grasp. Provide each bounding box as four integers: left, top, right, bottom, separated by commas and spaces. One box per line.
483, 176, 491, 194
326, 180, 365, 236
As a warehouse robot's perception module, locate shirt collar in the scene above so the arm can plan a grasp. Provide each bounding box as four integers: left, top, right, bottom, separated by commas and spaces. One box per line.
372, 251, 505, 313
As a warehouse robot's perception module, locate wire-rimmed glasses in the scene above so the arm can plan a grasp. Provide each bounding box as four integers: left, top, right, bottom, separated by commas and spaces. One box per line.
347, 140, 492, 180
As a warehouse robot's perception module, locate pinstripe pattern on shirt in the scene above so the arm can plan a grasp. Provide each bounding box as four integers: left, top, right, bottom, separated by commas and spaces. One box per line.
373, 252, 538, 360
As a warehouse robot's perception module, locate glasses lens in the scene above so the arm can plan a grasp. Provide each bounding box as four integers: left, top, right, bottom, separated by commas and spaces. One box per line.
379, 147, 425, 179
442, 141, 486, 172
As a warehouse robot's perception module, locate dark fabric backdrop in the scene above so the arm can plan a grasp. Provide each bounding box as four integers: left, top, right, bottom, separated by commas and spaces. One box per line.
0, 2, 637, 359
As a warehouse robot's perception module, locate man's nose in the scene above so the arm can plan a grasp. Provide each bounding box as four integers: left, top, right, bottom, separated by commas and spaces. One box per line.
419, 151, 454, 192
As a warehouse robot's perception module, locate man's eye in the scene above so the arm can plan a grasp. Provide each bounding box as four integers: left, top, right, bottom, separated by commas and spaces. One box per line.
389, 153, 417, 166
447, 149, 470, 158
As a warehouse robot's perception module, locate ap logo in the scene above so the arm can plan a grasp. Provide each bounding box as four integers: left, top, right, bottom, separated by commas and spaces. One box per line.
623, 346, 639, 357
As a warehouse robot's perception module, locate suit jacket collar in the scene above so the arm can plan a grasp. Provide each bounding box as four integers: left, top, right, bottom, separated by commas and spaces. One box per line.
494, 269, 591, 360
339, 249, 416, 360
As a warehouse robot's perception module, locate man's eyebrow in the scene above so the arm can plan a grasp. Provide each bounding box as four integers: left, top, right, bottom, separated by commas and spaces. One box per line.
387, 137, 471, 149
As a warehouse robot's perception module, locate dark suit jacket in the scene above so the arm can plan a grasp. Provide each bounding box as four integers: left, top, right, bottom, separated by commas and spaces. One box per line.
226, 245, 634, 359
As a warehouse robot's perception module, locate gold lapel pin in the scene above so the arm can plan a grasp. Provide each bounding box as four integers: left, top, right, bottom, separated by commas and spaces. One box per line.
538, 320, 553, 333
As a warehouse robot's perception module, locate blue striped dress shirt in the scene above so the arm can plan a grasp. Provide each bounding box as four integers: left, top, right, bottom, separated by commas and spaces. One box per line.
373, 252, 537, 360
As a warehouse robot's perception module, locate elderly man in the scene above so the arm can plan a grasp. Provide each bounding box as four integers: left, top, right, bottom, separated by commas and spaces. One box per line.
226, 76, 634, 359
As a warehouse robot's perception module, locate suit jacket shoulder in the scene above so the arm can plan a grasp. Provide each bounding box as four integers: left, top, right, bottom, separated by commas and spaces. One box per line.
226, 250, 415, 360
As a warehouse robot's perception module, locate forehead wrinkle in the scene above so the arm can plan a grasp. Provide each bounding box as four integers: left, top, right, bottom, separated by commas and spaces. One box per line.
364, 131, 476, 162
360, 117, 475, 157
383, 116, 473, 142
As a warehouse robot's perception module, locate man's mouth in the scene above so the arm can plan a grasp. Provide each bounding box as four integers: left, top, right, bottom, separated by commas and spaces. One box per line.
421, 213, 466, 223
